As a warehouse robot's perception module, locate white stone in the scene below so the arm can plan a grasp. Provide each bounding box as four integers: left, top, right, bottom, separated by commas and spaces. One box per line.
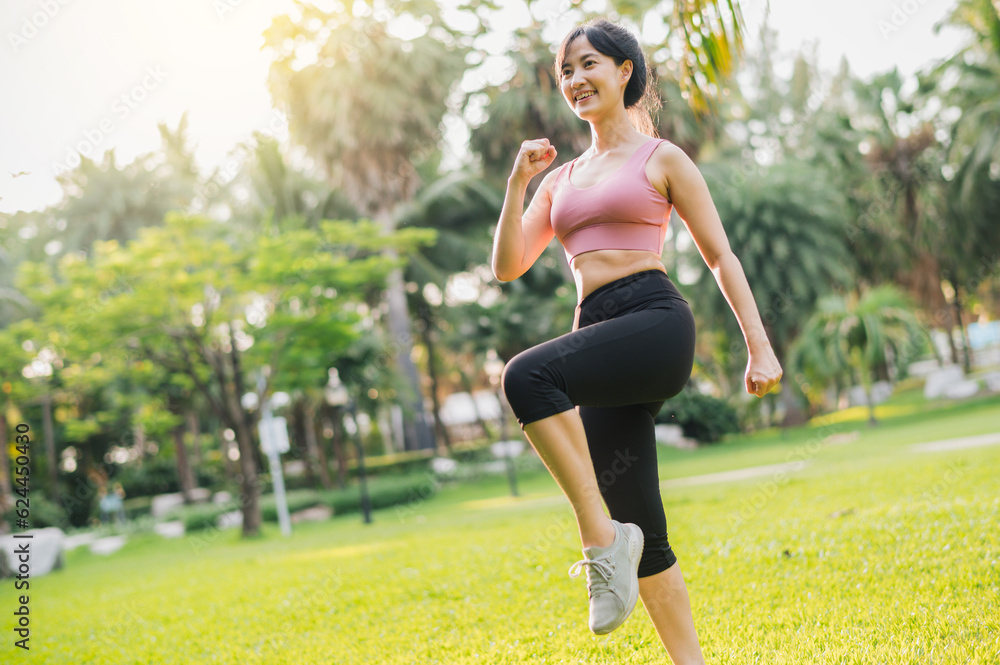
972, 346, 1000, 369
481, 460, 509, 474
0, 527, 65, 577
89, 535, 126, 556
924, 365, 965, 399
943, 380, 979, 399
430, 457, 458, 475
847, 381, 893, 407
439, 391, 502, 425
490, 440, 524, 459
985, 372, 1000, 392
907, 359, 942, 377
154, 521, 185, 539
62, 531, 98, 551
655, 424, 697, 449
290, 505, 333, 523
150, 488, 213, 518
846, 385, 868, 407
212, 491, 232, 504
216, 510, 243, 529
655, 424, 684, 444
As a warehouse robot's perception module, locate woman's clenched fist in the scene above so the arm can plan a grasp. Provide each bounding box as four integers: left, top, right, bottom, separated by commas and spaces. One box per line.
510, 138, 557, 184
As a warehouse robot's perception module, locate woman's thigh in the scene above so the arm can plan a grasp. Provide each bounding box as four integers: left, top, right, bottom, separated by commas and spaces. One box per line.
551, 304, 695, 409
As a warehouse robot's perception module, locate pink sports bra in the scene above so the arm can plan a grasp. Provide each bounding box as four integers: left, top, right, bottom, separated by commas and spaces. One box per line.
549, 138, 673, 263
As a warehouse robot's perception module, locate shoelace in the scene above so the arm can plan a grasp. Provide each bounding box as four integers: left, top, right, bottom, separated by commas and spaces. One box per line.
568, 556, 616, 597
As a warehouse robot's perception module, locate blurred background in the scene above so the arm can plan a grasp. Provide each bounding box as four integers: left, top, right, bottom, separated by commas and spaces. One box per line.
0, 0, 998, 540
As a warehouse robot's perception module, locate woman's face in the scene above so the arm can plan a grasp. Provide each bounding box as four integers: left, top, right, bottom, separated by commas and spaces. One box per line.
559, 34, 631, 120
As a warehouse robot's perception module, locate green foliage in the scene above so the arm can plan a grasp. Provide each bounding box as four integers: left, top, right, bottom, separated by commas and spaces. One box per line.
164, 502, 230, 533
113, 457, 181, 497
259, 490, 324, 522
318, 473, 440, 516
113, 457, 220, 498
264, 10, 469, 212
788, 284, 931, 413
2, 495, 69, 531
654, 387, 740, 443
121, 495, 153, 520
17, 400, 1000, 664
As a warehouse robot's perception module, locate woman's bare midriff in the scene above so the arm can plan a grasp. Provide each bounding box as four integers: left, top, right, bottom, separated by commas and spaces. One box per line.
572, 249, 668, 304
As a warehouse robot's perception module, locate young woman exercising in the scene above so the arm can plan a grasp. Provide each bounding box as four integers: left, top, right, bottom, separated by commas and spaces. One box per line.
491, 17, 783, 663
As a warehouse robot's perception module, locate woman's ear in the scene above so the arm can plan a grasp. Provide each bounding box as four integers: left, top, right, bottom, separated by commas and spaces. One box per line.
620, 60, 633, 83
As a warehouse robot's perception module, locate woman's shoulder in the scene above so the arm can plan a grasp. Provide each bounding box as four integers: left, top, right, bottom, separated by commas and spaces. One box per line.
647, 139, 695, 173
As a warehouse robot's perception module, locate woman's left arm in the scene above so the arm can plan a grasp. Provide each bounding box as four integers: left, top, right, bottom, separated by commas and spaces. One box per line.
653, 143, 783, 397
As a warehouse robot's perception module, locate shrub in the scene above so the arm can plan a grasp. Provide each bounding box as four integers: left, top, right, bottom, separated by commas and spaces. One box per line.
319, 473, 440, 516
654, 387, 740, 443
114, 457, 223, 498
2, 495, 70, 531
259, 490, 323, 522
163, 503, 230, 532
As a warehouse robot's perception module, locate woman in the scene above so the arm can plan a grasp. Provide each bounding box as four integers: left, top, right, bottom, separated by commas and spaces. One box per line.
491, 17, 783, 662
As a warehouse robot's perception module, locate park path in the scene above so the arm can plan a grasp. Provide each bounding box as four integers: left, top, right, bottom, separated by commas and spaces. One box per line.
463, 431, 1000, 513
909, 431, 1000, 453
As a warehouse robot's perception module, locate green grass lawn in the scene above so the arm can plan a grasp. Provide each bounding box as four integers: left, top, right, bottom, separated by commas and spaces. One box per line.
4, 393, 1000, 664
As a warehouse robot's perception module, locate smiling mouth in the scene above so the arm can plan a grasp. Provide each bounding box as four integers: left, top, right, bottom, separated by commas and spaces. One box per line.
575, 91, 596, 102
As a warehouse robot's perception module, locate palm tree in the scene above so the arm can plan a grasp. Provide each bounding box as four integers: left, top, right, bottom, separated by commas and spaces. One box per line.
687, 159, 854, 422
923, 0, 1000, 368
606, 0, 747, 117
789, 284, 931, 424
47, 115, 199, 256
263, 7, 469, 451
396, 170, 504, 451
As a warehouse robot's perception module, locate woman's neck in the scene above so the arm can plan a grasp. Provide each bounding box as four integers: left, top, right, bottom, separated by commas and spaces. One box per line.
587, 109, 644, 155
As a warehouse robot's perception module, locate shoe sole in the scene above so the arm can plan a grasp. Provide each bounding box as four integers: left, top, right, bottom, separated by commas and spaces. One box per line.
593, 522, 644, 635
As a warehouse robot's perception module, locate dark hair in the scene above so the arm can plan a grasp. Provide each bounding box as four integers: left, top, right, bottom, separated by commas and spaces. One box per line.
554, 18, 661, 137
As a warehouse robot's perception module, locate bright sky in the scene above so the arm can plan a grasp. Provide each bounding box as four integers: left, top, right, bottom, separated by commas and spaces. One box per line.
0, 0, 970, 215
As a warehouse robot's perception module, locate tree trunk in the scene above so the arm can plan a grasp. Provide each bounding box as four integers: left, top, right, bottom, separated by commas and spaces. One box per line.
41, 392, 59, 502
0, 407, 13, 519
771, 342, 807, 427
133, 422, 147, 466
863, 374, 878, 427
952, 290, 973, 373
375, 208, 435, 452
186, 408, 202, 468
458, 366, 494, 441
290, 399, 317, 489
417, 302, 452, 454
172, 424, 196, 502
326, 405, 349, 489
304, 401, 332, 490
225, 321, 261, 538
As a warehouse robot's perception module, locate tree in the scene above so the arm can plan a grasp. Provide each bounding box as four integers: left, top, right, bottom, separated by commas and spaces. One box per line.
922, 0, 1000, 367
396, 171, 504, 449
789, 285, 930, 424
43, 114, 200, 256
685, 159, 853, 423
263, 3, 471, 452
17, 213, 434, 536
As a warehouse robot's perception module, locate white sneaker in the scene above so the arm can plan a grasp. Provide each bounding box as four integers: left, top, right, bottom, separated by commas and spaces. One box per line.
568, 520, 644, 635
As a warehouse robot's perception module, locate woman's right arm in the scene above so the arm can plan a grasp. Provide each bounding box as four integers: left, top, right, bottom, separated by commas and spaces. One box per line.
492, 139, 559, 282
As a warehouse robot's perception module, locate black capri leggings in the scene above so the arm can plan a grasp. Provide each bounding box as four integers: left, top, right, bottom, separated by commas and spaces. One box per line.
501, 268, 696, 577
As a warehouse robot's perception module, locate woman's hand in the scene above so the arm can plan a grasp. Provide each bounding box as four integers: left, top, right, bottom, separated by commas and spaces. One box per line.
511, 138, 557, 184
745, 347, 783, 398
